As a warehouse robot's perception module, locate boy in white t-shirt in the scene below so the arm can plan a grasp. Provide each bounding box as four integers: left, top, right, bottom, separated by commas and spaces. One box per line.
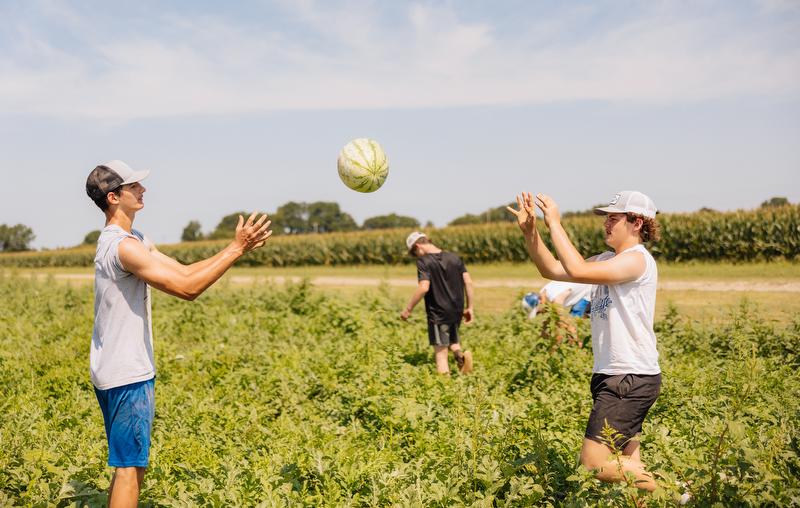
508, 190, 662, 491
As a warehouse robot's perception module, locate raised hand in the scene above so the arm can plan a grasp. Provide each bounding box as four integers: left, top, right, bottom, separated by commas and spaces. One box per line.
535, 194, 561, 228
234, 212, 272, 253
506, 192, 537, 236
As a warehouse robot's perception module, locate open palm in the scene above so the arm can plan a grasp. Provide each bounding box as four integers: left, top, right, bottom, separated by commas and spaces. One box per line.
506, 192, 536, 236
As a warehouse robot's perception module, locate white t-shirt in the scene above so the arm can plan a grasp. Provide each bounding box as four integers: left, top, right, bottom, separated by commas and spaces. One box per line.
90, 225, 155, 390
541, 281, 592, 307
589, 244, 659, 375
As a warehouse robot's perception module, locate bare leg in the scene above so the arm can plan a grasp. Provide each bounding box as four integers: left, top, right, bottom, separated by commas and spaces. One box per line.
433, 345, 450, 374
448, 343, 462, 354
580, 438, 656, 491
109, 466, 145, 508
623, 440, 642, 463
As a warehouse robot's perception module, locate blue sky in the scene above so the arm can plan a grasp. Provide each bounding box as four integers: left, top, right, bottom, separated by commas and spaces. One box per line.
1, 0, 798, 248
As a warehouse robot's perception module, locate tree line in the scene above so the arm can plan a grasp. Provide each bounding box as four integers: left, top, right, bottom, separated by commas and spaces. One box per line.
181, 201, 425, 242
0, 196, 794, 251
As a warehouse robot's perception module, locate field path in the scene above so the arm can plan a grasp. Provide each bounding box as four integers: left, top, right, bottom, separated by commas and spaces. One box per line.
24, 273, 800, 292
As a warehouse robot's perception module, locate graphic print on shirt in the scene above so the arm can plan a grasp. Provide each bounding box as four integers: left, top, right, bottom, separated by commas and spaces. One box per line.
590, 285, 612, 320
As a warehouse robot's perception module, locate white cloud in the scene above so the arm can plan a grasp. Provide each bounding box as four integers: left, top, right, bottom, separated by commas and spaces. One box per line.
0, 1, 797, 120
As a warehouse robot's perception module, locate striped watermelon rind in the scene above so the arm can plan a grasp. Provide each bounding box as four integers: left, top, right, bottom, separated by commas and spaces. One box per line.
337, 138, 389, 193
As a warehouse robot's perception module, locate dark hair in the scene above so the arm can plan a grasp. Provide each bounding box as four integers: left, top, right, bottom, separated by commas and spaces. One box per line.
626, 213, 661, 242
92, 186, 122, 212
410, 236, 431, 257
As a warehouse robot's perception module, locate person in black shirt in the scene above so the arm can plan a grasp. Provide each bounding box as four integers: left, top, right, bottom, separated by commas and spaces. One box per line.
400, 232, 474, 374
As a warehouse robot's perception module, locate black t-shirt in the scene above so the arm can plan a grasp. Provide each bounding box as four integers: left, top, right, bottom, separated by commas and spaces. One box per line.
416, 251, 467, 324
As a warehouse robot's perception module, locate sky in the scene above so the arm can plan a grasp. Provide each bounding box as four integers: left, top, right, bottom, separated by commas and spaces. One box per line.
0, 0, 798, 249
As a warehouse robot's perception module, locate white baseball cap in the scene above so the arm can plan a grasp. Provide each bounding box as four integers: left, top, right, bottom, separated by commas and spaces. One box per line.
103, 160, 150, 185
594, 191, 657, 219
406, 231, 427, 253
86, 160, 150, 204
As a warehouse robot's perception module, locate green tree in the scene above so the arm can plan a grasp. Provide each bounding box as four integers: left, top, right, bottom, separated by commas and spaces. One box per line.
760, 196, 790, 208
0, 224, 35, 251
208, 211, 248, 240
83, 230, 101, 245
362, 213, 420, 230
448, 214, 483, 226
449, 203, 517, 226
181, 221, 204, 242
307, 201, 357, 233
272, 201, 308, 235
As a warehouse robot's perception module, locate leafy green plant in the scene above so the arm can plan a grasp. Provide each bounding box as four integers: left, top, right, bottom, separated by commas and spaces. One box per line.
1, 276, 798, 505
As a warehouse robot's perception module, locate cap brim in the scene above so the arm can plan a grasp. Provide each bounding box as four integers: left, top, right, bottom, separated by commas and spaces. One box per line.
594, 206, 624, 215
121, 169, 149, 185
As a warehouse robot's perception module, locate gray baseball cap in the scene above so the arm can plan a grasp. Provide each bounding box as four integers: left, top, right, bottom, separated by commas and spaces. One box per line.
594, 191, 657, 219
86, 160, 149, 203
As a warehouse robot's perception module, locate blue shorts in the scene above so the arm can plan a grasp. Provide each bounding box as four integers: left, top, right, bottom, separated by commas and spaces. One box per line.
570, 298, 591, 318
94, 378, 155, 468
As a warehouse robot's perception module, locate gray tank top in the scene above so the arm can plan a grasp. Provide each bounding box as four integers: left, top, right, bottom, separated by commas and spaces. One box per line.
90, 225, 155, 390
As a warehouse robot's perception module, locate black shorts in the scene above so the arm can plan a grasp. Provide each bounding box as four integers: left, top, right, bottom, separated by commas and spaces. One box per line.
427, 321, 460, 347
584, 373, 661, 449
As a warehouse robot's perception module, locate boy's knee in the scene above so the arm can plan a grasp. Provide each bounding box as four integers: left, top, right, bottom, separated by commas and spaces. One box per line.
580, 455, 602, 471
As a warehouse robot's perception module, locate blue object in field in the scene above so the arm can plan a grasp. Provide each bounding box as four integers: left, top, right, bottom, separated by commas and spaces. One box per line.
570, 298, 591, 317
522, 292, 540, 311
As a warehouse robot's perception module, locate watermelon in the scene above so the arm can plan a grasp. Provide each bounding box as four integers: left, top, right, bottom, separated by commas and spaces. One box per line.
337, 138, 389, 193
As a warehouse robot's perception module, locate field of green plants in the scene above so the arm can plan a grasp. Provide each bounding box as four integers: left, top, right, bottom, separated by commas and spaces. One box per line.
2, 275, 798, 506
2, 205, 798, 268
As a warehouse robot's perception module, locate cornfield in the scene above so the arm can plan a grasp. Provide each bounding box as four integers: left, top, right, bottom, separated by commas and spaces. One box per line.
2, 206, 798, 268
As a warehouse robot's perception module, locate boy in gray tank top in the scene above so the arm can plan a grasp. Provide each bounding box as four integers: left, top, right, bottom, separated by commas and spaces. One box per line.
85, 160, 272, 506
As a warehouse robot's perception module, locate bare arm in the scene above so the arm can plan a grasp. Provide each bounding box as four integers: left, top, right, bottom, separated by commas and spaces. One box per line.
507, 192, 570, 280
400, 280, 430, 320
149, 245, 245, 278
462, 272, 475, 323
119, 213, 272, 300
536, 195, 646, 285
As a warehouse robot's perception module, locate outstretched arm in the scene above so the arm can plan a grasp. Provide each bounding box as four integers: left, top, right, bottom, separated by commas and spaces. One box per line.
401, 280, 430, 320
535, 195, 645, 285
119, 212, 272, 300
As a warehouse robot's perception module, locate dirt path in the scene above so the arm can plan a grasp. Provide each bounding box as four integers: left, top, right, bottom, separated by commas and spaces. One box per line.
21, 273, 800, 292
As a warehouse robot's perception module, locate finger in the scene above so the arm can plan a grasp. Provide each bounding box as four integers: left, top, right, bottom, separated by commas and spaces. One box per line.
260, 230, 273, 241
516, 194, 525, 210
523, 193, 535, 213
254, 214, 268, 227
246, 211, 257, 227
255, 220, 272, 236
237, 215, 244, 230
506, 206, 520, 217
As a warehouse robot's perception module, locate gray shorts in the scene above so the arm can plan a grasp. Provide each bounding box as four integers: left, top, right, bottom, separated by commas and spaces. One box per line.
427, 321, 461, 347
